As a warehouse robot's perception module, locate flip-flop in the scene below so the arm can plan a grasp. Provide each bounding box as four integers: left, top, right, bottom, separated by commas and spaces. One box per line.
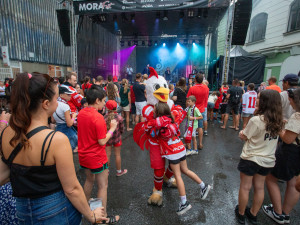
220, 126, 226, 129
229, 126, 235, 129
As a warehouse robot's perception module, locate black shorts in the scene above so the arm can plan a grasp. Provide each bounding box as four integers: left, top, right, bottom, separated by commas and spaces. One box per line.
169, 155, 186, 165
271, 142, 300, 181
220, 104, 227, 114
238, 158, 272, 176
213, 108, 219, 113
80, 163, 108, 174
226, 103, 240, 115
131, 103, 136, 114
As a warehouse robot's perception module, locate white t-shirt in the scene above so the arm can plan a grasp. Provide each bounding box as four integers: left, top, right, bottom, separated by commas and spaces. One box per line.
240, 115, 278, 168
242, 90, 257, 114
0, 86, 5, 96
53, 101, 70, 124
208, 95, 218, 104
281, 91, 295, 121
285, 112, 300, 145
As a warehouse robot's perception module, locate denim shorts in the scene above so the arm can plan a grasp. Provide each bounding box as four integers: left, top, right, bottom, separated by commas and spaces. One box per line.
56, 123, 78, 150
16, 190, 81, 225
207, 102, 214, 109
202, 108, 207, 121
198, 119, 204, 128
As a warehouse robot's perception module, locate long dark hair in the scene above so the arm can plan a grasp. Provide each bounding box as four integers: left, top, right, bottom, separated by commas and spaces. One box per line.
154, 102, 174, 123
255, 90, 284, 136
9, 72, 57, 147
177, 77, 186, 91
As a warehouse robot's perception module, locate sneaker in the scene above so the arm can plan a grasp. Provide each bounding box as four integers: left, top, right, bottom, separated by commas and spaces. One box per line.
200, 184, 211, 200
176, 201, 192, 215
204, 130, 208, 136
235, 205, 245, 224
116, 169, 128, 177
262, 204, 284, 224
245, 207, 258, 225
190, 150, 198, 155
186, 149, 192, 156
282, 212, 290, 224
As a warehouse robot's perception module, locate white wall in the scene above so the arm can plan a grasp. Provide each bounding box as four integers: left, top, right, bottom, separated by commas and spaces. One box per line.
244, 0, 300, 53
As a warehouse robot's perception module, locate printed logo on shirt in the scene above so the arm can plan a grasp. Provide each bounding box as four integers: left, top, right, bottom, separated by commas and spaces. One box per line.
264, 133, 278, 141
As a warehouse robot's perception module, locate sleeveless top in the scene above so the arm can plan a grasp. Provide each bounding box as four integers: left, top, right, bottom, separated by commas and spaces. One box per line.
1, 126, 62, 198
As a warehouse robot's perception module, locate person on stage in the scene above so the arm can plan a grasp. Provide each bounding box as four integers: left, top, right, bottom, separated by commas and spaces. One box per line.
125, 65, 133, 83
143, 64, 150, 75
192, 66, 198, 75
165, 67, 171, 82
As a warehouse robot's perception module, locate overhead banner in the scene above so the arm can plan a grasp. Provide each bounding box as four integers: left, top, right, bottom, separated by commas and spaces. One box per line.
73, 0, 228, 15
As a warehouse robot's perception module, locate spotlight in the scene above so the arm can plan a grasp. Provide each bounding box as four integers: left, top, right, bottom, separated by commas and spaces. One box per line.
193, 42, 195, 46
154, 41, 158, 46
203, 8, 208, 18
177, 43, 179, 46
121, 13, 128, 22
188, 10, 194, 18
100, 14, 107, 22
156, 11, 160, 19
163, 11, 168, 21
163, 43, 166, 47
179, 10, 184, 19
131, 13, 135, 22
128, 41, 131, 46
134, 40, 138, 46
197, 9, 203, 18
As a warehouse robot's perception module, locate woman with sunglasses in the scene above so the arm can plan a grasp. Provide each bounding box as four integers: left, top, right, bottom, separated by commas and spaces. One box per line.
263, 88, 300, 224
0, 73, 107, 224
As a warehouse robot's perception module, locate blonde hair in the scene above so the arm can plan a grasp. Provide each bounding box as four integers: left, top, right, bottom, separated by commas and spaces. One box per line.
122, 79, 129, 94
169, 84, 174, 90
143, 74, 148, 80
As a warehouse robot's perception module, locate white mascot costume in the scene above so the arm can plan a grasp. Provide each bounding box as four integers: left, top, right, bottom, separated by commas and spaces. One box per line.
134, 67, 184, 206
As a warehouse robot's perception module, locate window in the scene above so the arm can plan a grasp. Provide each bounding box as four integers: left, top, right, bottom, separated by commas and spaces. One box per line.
248, 13, 268, 43
288, 0, 300, 32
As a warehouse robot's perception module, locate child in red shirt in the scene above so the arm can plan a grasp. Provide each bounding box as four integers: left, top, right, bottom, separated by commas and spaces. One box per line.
104, 100, 127, 177
150, 102, 211, 215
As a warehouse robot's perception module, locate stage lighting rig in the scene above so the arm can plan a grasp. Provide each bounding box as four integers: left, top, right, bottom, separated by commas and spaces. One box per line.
154, 41, 158, 46
142, 41, 145, 46
113, 14, 117, 22
188, 10, 194, 18
179, 10, 184, 19
148, 40, 152, 46
130, 13, 135, 23
134, 40, 138, 46
197, 9, 203, 18
121, 13, 128, 22
100, 14, 107, 22
128, 41, 132, 46
120, 40, 124, 47
156, 11, 160, 20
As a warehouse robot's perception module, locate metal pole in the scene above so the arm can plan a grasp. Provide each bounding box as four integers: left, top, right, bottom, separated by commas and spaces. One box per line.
70, 0, 78, 73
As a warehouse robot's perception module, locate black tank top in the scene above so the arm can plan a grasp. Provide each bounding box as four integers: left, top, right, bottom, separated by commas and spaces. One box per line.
1, 126, 62, 198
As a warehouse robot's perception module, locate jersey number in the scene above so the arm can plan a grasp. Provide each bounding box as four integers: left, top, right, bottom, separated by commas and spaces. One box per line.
248, 97, 256, 108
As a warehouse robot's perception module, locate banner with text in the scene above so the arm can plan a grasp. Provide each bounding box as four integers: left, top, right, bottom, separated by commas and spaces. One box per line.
73, 0, 228, 15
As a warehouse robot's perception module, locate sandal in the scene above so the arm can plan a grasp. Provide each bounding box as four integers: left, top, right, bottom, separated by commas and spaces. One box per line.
100, 215, 120, 224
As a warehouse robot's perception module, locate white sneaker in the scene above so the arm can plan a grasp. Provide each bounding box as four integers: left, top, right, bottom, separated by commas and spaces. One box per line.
176, 201, 192, 215
186, 150, 192, 156
190, 150, 198, 155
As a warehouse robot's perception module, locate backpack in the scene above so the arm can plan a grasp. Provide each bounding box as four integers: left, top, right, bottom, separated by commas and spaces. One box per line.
230, 87, 242, 104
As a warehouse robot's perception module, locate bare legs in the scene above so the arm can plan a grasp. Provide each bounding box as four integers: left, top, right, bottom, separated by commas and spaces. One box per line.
106, 146, 122, 171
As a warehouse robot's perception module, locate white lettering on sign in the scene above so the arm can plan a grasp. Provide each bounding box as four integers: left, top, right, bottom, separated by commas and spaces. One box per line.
79, 1, 113, 12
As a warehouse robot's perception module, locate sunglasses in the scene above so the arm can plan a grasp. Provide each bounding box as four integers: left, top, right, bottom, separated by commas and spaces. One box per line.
287, 88, 295, 99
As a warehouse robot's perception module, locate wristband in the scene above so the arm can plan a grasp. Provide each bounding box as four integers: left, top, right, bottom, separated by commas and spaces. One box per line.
0, 120, 8, 124
108, 130, 114, 136
71, 118, 75, 122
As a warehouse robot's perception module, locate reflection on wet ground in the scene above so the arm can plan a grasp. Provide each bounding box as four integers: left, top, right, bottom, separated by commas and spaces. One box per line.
75, 122, 300, 225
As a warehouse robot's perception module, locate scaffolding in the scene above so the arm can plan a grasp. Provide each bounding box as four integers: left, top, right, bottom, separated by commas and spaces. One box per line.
221, 0, 235, 83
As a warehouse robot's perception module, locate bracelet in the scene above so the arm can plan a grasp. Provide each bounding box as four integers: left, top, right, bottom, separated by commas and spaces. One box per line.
93, 211, 96, 224
0, 120, 8, 124
108, 130, 114, 136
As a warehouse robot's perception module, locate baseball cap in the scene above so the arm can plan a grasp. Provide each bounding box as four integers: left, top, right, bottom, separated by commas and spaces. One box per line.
59, 85, 75, 95
106, 100, 117, 110
113, 76, 118, 82
280, 74, 299, 82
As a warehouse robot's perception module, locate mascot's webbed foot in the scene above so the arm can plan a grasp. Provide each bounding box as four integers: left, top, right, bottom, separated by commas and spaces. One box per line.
163, 175, 177, 188
148, 188, 163, 206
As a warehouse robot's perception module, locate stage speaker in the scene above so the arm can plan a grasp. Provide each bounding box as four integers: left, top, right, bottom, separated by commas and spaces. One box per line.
231, 0, 252, 46
56, 9, 71, 46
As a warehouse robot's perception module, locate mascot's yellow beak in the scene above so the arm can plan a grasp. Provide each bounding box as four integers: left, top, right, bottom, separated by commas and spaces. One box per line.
153, 87, 169, 103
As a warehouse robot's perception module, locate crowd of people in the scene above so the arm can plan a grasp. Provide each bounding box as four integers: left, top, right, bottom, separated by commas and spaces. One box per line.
0, 70, 299, 224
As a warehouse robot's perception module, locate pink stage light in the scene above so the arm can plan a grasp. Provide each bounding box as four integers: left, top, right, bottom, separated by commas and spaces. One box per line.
186, 64, 192, 78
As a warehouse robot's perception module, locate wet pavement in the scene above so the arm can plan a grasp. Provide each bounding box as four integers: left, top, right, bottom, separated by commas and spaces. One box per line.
74, 121, 300, 225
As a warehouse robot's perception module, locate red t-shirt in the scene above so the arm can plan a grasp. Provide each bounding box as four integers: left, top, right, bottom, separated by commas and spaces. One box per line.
219, 86, 229, 94
77, 107, 107, 169
187, 84, 209, 113
130, 85, 135, 103
214, 95, 223, 109
82, 83, 92, 92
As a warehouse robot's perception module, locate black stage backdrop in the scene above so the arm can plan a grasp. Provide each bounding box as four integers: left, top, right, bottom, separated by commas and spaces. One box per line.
218, 54, 266, 86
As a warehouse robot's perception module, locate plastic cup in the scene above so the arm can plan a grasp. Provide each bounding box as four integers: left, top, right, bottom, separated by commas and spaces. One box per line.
89, 198, 102, 210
